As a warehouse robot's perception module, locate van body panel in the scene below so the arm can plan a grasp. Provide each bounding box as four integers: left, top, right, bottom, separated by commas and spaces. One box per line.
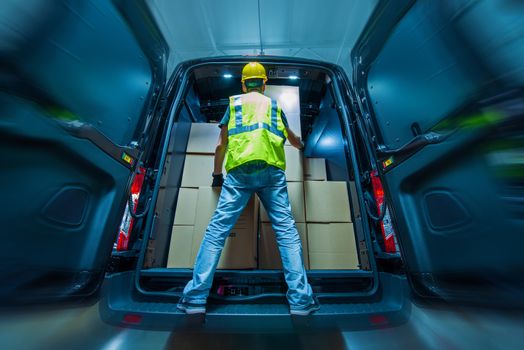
352, 0, 524, 305
101, 271, 410, 332
0, 0, 167, 304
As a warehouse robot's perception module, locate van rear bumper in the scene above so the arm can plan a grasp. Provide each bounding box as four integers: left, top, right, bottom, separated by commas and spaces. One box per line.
99, 271, 411, 332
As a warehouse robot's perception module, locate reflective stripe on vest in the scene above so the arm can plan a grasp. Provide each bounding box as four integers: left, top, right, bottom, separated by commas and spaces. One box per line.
229, 97, 284, 138
233, 96, 243, 129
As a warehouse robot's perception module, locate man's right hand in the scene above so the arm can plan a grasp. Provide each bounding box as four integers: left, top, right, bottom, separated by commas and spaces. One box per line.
212, 173, 224, 187
301, 144, 312, 158
285, 127, 304, 150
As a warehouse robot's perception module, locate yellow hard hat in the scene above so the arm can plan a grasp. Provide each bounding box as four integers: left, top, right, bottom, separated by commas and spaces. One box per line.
241, 62, 267, 83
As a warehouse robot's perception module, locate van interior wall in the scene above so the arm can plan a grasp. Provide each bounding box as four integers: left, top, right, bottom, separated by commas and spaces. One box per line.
366, 1, 491, 150
304, 86, 350, 182
150, 104, 193, 267
186, 83, 207, 122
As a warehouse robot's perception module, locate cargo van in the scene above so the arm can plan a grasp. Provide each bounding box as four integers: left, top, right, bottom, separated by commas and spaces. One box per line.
2, 0, 523, 332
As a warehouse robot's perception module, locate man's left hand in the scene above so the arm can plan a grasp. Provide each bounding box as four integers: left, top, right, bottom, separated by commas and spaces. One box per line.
212, 173, 224, 187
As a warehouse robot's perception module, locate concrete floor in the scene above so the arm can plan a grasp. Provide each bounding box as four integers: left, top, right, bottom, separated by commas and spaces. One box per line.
1, 301, 524, 350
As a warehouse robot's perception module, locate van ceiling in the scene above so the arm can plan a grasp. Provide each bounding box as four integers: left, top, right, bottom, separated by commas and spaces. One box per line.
147, 0, 379, 75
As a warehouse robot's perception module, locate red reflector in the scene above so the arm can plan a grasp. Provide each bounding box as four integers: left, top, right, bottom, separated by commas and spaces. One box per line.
117, 167, 146, 251
130, 169, 145, 194
123, 314, 142, 325
370, 170, 399, 253
369, 314, 388, 325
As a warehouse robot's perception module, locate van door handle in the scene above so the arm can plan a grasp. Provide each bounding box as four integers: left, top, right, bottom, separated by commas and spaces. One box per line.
59, 120, 140, 169
376, 131, 450, 158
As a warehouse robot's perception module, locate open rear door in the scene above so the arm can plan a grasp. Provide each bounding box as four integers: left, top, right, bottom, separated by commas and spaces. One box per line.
352, 0, 524, 305
0, 0, 166, 304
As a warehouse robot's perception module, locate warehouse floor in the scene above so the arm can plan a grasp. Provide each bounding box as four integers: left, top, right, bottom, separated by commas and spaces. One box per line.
2, 299, 524, 350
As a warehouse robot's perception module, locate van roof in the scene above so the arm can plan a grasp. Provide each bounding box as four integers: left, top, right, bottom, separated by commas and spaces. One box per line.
147, 0, 379, 76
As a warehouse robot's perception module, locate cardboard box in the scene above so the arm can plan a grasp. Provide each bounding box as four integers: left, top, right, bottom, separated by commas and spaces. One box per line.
303, 158, 327, 181
284, 145, 303, 181
182, 148, 300, 186
173, 188, 198, 225
167, 226, 194, 268
260, 182, 305, 223
307, 223, 359, 269
264, 86, 301, 146
181, 155, 225, 188
259, 222, 309, 269
304, 181, 352, 222
264, 85, 300, 114
186, 123, 221, 154
215, 227, 256, 269
190, 187, 257, 269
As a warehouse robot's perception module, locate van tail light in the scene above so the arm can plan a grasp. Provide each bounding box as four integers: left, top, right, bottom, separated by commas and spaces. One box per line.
369, 314, 389, 326
122, 314, 142, 325
370, 170, 399, 253
116, 167, 145, 251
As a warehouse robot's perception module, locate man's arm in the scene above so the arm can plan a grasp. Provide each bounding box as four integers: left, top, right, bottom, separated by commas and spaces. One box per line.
214, 126, 228, 174
286, 127, 304, 150
280, 109, 304, 150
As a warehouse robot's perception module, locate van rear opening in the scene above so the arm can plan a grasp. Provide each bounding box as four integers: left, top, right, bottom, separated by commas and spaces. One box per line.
134, 60, 381, 301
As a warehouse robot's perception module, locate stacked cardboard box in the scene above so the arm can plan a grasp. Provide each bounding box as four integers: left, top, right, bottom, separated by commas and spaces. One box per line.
180, 154, 225, 187
167, 188, 198, 268
307, 223, 358, 269
304, 180, 359, 269
303, 158, 328, 181
265, 85, 301, 147
167, 123, 257, 269
190, 187, 257, 269
167, 111, 359, 270
260, 149, 359, 270
185, 122, 221, 154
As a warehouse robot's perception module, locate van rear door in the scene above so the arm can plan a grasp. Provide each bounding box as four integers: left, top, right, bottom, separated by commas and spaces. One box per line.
352, 0, 524, 305
0, 0, 167, 304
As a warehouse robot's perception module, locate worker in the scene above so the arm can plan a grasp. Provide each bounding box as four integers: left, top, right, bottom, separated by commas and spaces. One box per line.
177, 62, 320, 316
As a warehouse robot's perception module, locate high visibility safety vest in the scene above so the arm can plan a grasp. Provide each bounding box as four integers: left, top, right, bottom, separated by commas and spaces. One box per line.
225, 92, 288, 172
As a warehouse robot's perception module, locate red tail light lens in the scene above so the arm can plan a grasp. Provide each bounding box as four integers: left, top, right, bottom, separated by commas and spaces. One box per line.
369, 314, 388, 325
116, 167, 145, 251
122, 314, 142, 325
370, 170, 399, 253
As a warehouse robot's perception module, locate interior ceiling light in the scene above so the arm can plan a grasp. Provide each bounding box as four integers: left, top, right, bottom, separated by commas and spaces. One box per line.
288, 75, 299, 80
223, 74, 233, 78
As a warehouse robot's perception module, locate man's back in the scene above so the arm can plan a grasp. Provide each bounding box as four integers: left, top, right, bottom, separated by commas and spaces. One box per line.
223, 91, 288, 173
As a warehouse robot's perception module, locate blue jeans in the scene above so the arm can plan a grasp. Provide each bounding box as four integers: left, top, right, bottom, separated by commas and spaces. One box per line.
181, 161, 314, 308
